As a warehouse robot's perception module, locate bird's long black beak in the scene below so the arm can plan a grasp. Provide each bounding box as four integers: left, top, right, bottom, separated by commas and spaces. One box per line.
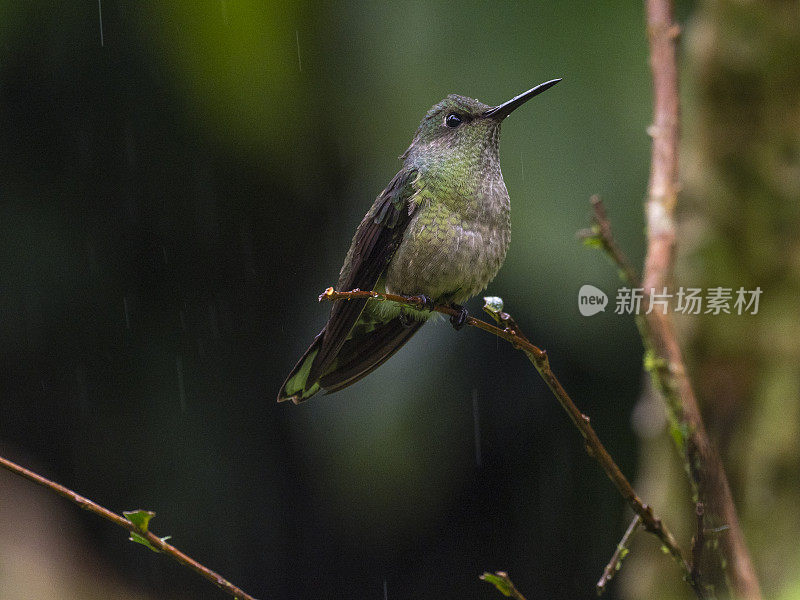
483, 78, 562, 120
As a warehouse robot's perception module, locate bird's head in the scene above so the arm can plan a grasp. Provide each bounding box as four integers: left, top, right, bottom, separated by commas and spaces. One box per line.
402, 79, 561, 173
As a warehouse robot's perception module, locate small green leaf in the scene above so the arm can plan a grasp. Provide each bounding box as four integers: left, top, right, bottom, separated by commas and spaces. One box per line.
582, 234, 604, 249
668, 421, 690, 451
643, 350, 668, 372
124, 510, 164, 553
480, 572, 514, 597
124, 509, 155, 532
128, 532, 162, 552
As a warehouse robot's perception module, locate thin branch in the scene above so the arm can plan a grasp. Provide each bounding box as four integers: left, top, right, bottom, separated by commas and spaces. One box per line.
320, 287, 696, 591
596, 514, 641, 596
579, 195, 640, 287
642, 1, 761, 598
0, 454, 259, 600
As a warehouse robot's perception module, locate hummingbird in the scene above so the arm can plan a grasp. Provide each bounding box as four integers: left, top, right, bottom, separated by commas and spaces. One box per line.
278, 79, 560, 404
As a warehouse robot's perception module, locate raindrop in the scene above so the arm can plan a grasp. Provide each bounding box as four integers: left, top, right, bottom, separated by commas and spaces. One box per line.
296, 30, 302, 72
176, 354, 187, 411
124, 121, 137, 169
472, 388, 482, 468
220, 0, 229, 25
97, 0, 104, 47
207, 301, 220, 339
85, 240, 99, 278
383, 579, 388, 600
75, 364, 89, 410
123, 296, 131, 329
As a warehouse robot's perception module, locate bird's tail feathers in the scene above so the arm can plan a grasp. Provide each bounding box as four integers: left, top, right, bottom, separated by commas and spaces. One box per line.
277, 317, 424, 404
320, 318, 423, 393
277, 331, 324, 404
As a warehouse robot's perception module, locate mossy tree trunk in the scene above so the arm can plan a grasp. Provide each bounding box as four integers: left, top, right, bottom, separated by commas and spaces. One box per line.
623, 2, 800, 599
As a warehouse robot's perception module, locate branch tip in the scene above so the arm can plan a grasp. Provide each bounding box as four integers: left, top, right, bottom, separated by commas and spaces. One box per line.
596, 514, 641, 596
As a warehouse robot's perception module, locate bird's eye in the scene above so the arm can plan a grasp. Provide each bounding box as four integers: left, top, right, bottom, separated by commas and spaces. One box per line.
445, 113, 463, 128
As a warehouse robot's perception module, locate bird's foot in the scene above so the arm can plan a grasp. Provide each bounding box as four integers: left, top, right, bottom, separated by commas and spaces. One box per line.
449, 304, 469, 330
399, 295, 435, 327
413, 294, 436, 311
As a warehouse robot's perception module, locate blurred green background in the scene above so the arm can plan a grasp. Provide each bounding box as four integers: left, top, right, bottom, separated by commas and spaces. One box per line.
2, 1, 794, 599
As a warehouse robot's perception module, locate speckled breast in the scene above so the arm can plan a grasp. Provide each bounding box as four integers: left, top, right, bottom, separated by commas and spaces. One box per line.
386, 192, 510, 304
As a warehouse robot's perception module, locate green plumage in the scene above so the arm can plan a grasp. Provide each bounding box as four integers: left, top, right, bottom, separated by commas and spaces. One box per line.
278, 80, 560, 403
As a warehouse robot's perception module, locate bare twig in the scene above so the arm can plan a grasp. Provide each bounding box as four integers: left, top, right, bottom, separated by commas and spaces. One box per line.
691, 502, 705, 586
642, 1, 761, 598
0, 455, 259, 600
579, 195, 640, 287
320, 287, 696, 590
596, 514, 642, 596
480, 571, 528, 600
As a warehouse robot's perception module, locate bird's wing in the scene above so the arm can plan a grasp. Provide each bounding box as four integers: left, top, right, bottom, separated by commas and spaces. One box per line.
308, 167, 421, 383
318, 318, 425, 394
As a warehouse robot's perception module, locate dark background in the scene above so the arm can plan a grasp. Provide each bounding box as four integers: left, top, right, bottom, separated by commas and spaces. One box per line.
0, 2, 704, 599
